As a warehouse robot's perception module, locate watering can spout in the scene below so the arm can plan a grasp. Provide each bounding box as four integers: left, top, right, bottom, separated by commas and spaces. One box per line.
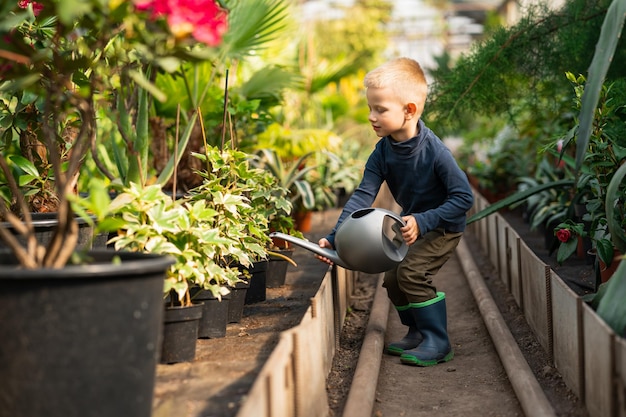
269, 232, 350, 269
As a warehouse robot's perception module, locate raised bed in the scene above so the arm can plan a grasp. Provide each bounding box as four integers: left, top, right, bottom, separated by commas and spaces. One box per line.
468, 189, 625, 417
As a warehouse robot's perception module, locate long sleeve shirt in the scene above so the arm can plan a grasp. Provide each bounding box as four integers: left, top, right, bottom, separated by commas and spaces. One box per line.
325, 119, 474, 247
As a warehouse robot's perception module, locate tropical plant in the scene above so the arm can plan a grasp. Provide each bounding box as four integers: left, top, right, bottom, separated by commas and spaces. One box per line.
553, 219, 587, 265
426, 0, 622, 136
86, 0, 294, 194
187, 145, 276, 265
0, 0, 229, 268
105, 183, 242, 305
307, 149, 363, 211
251, 148, 318, 214
466, 0, 626, 335
515, 156, 573, 232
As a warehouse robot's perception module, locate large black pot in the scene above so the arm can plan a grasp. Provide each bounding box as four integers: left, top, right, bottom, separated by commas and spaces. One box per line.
0, 212, 99, 249
0, 249, 174, 417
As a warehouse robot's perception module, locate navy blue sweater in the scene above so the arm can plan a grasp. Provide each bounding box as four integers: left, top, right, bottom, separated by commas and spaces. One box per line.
326, 119, 474, 247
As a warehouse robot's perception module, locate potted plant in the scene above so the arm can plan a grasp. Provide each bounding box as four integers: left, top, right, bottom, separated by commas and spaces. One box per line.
467, 0, 626, 335
188, 144, 298, 302
0, 0, 230, 414
105, 182, 243, 360
251, 148, 318, 232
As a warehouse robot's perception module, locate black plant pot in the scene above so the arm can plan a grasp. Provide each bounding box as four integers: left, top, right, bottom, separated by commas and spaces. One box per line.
266, 248, 295, 288
0, 212, 97, 250
244, 259, 269, 304
0, 249, 173, 417
190, 288, 230, 339
160, 303, 203, 364
227, 281, 249, 323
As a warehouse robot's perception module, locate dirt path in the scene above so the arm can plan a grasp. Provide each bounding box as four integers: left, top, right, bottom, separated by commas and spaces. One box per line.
371, 253, 524, 417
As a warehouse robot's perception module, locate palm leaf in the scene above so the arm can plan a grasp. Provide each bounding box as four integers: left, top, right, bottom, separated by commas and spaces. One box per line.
222, 0, 289, 59
238, 65, 304, 106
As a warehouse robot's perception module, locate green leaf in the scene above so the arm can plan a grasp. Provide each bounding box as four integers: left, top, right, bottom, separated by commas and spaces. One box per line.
467, 179, 575, 225
596, 258, 626, 336
55, 0, 92, 26
18, 174, 37, 187
8, 154, 39, 177
596, 238, 615, 267
606, 162, 626, 254
575, 0, 626, 171
128, 69, 167, 103
557, 238, 577, 264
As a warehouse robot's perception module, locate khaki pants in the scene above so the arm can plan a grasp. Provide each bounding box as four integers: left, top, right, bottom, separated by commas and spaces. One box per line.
383, 228, 462, 304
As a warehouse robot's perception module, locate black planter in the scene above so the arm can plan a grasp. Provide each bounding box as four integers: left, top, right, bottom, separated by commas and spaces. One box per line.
190, 288, 230, 339
244, 259, 269, 304
0, 212, 97, 250
160, 303, 203, 364
266, 248, 295, 288
0, 249, 173, 417
227, 280, 249, 323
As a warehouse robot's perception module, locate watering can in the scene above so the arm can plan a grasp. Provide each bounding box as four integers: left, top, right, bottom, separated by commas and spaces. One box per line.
269, 207, 409, 274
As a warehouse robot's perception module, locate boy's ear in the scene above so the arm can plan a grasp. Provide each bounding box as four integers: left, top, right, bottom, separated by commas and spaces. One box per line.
405, 102, 417, 118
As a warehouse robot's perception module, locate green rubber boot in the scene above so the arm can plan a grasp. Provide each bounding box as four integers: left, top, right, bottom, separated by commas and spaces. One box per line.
400, 292, 453, 367
386, 306, 423, 356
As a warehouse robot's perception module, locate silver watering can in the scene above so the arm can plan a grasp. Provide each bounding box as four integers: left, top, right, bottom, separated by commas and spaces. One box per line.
270, 207, 409, 274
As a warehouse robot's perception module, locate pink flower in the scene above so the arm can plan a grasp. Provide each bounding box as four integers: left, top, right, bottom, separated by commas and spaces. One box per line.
134, 0, 228, 46
17, 0, 43, 16
556, 229, 571, 243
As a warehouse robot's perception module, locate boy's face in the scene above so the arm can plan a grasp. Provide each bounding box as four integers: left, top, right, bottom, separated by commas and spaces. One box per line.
366, 87, 417, 142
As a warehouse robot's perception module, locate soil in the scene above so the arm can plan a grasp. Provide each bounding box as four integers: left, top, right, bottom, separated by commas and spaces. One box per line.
153, 207, 593, 417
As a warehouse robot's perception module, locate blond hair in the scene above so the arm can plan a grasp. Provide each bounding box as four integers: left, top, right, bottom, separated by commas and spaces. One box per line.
363, 57, 428, 118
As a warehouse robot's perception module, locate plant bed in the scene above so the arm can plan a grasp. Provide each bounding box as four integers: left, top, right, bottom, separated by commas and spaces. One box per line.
500, 210, 597, 296
152, 210, 339, 416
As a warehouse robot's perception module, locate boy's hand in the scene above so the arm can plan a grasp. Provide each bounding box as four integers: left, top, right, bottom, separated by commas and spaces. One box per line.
401, 215, 419, 245
316, 238, 335, 265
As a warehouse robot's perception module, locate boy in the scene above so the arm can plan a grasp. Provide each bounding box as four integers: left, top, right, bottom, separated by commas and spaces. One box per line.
316, 57, 474, 367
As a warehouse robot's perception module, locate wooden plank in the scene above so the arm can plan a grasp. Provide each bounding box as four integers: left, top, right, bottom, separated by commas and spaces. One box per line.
334, 268, 347, 336
488, 212, 499, 269
520, 240, 552, 355
508, 230, 523, 309
496, 214, 509, 286
616, 337, 626, 417
478, 198, 489, 254
292, 318, 330, 417
312, 274, 336, 374
583, 302, 616, 417
236, 333, 295, 417
550, 271, 583, 400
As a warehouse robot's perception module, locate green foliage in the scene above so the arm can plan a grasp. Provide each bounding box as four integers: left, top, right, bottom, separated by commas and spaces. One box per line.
553, 220, 586, 264
188, 145, 287, 262
596, 258, 626, 336
574, 0, 626, 171
251, 148, 317, 212
427, 0, 623, 134
307, 148, 363, 211
106, 183, 242, 305
462, 0, 626, 336
312, 0, 392, 72
560, 73, 626, 266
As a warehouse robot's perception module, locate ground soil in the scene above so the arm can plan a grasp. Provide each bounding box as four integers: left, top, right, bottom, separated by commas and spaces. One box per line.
153, 207, 593, 417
